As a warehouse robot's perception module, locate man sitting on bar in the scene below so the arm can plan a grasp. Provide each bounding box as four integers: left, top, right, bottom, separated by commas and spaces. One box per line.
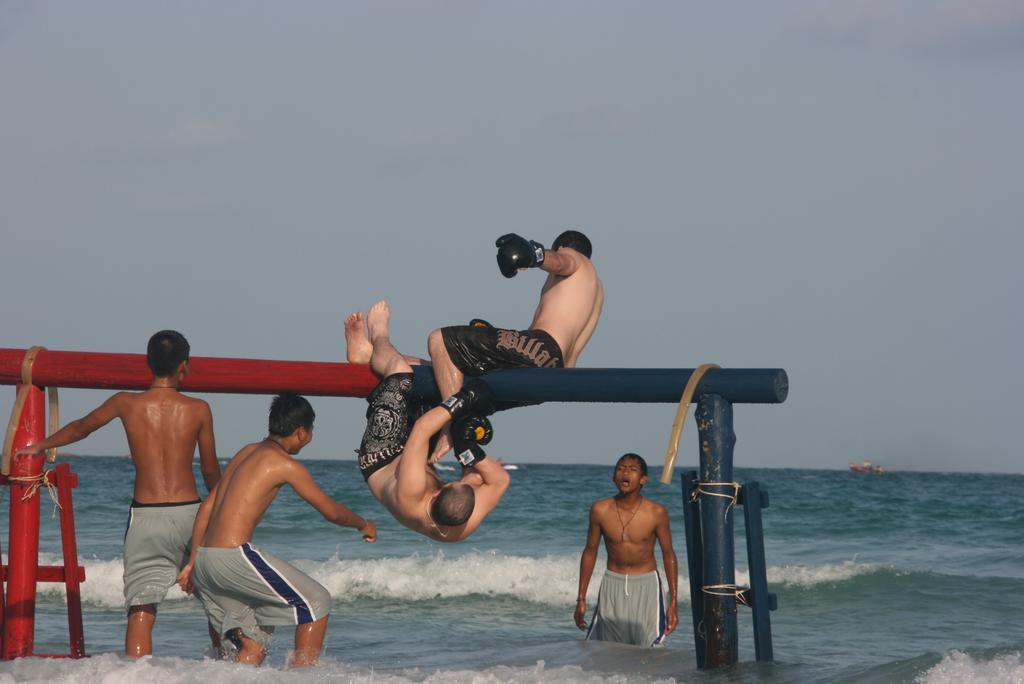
345, 300, 509, 542
17, 330, 221, 657
575, 453, 678, 646
427, 229, 604, 459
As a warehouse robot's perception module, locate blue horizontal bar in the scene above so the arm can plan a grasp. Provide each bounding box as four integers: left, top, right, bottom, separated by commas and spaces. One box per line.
411, 367, 788, 405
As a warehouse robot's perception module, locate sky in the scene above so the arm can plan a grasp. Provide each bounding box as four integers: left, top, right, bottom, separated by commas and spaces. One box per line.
1, 1, 1022, 474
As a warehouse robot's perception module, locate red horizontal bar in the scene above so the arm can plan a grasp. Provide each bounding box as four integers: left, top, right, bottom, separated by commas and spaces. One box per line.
0, 348, 378, 398
0, 471, 77, 488
0, 566, 86, 582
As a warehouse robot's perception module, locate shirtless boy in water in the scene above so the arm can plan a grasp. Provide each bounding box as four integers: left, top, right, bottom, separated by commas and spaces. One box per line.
179, 393, 376, 667
427, 230, 603, 458
17, 330, 221, 657
575, 453, 678, 647
345, 301, 509, 542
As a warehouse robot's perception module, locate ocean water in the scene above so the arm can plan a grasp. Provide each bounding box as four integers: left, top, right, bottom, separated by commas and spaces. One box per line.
2, 458, 1023, 683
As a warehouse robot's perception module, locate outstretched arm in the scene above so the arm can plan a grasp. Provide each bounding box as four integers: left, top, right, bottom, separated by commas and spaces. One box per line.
16, 394, 123, 455
655, 504, 679, 634
196, 403, 220, 493
575, 504, 602, 630
286, 461, 376, 541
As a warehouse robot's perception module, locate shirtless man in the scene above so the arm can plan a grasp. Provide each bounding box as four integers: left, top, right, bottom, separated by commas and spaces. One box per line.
178, 393, 376, 667
575, 453, 679, 647
427, 230, 603, 458
16, 330, 221, 657
345, 301, 510, 542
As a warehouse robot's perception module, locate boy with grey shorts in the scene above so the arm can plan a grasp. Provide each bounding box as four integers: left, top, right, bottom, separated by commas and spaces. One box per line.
123, 500, 200, 607
192, 543, 331, 649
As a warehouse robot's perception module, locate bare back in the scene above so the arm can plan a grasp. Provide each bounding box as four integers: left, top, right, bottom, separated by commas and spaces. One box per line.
530, 250, 604, 367
591, 496, 666, 574
202, 442, 292, 547
115, 389, 215, 503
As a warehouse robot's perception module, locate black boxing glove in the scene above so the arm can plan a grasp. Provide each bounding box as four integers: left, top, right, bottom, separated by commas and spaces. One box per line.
451, 417, 489, 467
441, 378, 496, 420
453, 436, 486, 467
496, 233, 545, 278
452, 415, 494, 446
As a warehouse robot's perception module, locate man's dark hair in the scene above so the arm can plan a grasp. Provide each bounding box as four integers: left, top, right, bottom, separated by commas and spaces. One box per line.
269, 393, 315, 437
146, 330, 190, 378
431, 483, 475, 526
617, 452, 648, 477
552, 230, 592, 259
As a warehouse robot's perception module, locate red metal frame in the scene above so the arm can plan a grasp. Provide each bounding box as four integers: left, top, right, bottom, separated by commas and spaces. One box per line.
4, 384, 45, 659
0, 347, 377, 660
0, 348, 378, 397
55, 463, 85, 658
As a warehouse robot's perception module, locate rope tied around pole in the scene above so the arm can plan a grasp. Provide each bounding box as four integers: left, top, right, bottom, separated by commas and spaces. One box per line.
702, 583, 750, 607
7, 470, 62, 518
691, 480, 741, 521
2, 346, 60, 475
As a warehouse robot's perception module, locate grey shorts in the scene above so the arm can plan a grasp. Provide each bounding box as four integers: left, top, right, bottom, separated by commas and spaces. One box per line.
192, 543, 331, 649
123, 500, 199, 609
585, 570, 667, 647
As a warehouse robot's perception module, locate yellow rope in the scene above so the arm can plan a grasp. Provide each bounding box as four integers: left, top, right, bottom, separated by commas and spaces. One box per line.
8, 470, 62, 518
1, 346, 60, 474
660, 363, 720, 485
47, 386, 59, 463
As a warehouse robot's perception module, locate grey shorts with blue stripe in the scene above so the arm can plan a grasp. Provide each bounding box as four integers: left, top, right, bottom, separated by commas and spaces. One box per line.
192, 543, 331, 649
123, 500, 199, 608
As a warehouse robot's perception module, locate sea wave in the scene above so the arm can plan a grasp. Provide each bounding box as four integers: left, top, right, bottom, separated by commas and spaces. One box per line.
764, 559, 882, 587
916, 649, 1024, 684
0, 652, 676, 684
34, 552, 885, 610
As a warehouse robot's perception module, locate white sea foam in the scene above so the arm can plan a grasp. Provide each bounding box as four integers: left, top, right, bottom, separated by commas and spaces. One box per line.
916, 650, 1024, 684
34, 551, 882, 610
0, 652, 675, 684
762, 560, 881, 588
299, 551, 585, 605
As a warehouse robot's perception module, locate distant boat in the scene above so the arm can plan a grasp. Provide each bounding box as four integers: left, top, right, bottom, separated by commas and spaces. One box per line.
849, 461, 885, 474
494, 458, 519, 471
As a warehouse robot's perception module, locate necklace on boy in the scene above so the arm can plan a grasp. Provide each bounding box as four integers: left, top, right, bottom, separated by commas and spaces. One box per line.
614, 499, 641, 542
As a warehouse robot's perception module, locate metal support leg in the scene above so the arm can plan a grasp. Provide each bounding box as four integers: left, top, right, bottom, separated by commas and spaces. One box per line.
680, 471, 705, 668
741, 481, 775, 662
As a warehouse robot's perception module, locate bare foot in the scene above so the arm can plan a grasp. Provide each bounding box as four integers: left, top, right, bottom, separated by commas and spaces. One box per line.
344, 312, 372, 364
367, 300, 391, 343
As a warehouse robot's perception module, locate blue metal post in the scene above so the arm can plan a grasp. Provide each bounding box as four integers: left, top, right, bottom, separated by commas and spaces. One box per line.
680, 471, 706, 668
741, 481, 775, 662
695, 393, 737, 667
